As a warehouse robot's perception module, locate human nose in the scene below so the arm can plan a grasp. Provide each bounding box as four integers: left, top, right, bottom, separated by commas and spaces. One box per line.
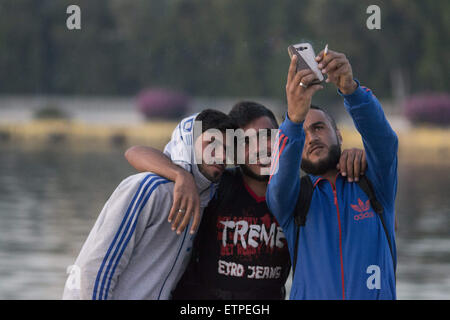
306, 129, 320, 144
219, 144, 227, 163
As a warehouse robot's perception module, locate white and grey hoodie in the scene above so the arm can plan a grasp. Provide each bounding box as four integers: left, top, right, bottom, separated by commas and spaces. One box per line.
62, 114, 217, 300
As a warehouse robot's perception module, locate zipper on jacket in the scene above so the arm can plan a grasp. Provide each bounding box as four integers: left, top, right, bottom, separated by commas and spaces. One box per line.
330, 179, 345, 300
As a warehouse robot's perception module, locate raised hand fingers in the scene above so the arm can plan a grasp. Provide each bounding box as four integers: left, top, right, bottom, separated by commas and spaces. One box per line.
171, 197, 188, 231
325, 63, 350, 83
346, 149, 357, 182
287, 69, 315, 95
338, 149, 348, 177
317, 50, 345, 71
352, 149, 362, 182
350, 148, 367, 181
339, 148, 366, 182
339, 148, 357, 181
168, 193, 182, 223
304, 83, 324, 96
176, 198, 194, 235
169, 172, 200, 234
189, 198, 201, 235
322, 57, 347, 75
361, 150, 367, 175
294, 68, 315, 84
292, 69, 317, 88
315, 49, 325, 63
300, 72, 319, 87
287, 55, 298, 84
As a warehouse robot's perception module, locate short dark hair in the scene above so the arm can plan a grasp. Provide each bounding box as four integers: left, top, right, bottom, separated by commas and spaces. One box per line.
228, 101, 279, 129
195, 109, 237, 133
310, 104, 338, 132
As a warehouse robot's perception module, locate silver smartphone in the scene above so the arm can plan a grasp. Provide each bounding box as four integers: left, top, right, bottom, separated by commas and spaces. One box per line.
287, 42, 324, 85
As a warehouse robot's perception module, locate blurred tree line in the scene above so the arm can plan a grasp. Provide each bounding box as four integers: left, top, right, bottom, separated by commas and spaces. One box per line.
0, 0, 448, 104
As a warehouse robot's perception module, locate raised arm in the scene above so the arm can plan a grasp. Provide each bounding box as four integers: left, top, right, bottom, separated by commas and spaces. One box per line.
316, 49, 398, 207
266, 55, 323, 230
341, 83, 398, 207
124, 146, 201, 234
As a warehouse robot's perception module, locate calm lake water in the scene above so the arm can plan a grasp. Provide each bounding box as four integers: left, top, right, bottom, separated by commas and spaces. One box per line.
0, 143, 448, 299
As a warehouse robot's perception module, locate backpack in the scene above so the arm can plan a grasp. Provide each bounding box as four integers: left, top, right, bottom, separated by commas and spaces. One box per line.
292, 175, 396, 278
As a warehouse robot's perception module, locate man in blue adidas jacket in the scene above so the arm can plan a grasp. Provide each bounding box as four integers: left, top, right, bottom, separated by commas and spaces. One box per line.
267, 49, 398, 299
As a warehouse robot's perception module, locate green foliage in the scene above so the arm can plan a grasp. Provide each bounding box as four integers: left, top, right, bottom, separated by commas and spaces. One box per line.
0, 0, 448, 101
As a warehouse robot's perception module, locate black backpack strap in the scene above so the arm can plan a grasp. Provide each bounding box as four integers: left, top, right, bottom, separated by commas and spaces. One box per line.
357, 175, 383, 214
292, 175, 314, 276
357, 175, 396, 274
294, 175, 314, 227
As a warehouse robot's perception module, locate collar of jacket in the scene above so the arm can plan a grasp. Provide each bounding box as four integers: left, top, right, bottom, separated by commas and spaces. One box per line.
308, 172, 343, 189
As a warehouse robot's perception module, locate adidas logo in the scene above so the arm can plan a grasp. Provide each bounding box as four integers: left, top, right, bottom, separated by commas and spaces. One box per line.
351, 199, 374, 221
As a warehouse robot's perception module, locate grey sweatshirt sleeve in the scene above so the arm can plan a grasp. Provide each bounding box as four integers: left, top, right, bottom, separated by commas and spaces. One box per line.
62, 173, 169, 300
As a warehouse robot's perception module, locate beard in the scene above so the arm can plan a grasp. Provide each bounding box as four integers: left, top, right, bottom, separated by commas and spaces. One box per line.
240, 164, 270, 182
197, 164, 222, 183
301, 143, 341, 176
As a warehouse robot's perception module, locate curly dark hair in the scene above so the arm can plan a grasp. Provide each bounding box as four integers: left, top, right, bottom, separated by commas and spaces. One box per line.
195, 109, 237, 133
228, 101, 278, 129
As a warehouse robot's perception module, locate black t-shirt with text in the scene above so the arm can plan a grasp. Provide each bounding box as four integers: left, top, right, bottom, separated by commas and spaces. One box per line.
172, 168, 291, 300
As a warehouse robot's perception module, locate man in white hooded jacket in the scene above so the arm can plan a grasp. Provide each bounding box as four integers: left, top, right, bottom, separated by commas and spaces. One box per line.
62, 109, 236, 300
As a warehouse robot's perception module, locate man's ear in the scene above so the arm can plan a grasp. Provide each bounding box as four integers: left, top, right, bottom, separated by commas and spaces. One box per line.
336, 129, 343, 146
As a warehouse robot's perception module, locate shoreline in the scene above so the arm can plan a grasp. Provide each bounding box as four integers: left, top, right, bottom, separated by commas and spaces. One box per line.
1, 120, 449, 164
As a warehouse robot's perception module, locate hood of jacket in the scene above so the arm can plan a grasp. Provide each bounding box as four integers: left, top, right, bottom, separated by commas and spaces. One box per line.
163, 113, 218, 207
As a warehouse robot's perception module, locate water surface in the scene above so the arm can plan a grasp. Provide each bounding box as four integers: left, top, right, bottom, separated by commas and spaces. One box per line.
0, 143, 448, 299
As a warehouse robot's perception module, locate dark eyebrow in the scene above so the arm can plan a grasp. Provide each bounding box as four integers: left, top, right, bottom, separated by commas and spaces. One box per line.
305, 121, 326, 130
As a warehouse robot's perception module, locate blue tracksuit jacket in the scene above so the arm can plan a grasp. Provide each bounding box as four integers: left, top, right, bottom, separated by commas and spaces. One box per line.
266, 82, 398, 300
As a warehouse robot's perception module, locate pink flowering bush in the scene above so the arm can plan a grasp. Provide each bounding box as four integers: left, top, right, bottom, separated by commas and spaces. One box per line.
403, 93, 450, 126
137, 88, 190, 120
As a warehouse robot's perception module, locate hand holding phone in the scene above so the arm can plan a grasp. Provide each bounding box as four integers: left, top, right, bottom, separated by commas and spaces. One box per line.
287, 43, 324, 85
315, 47, 357, 94
285, 51, 324, 123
